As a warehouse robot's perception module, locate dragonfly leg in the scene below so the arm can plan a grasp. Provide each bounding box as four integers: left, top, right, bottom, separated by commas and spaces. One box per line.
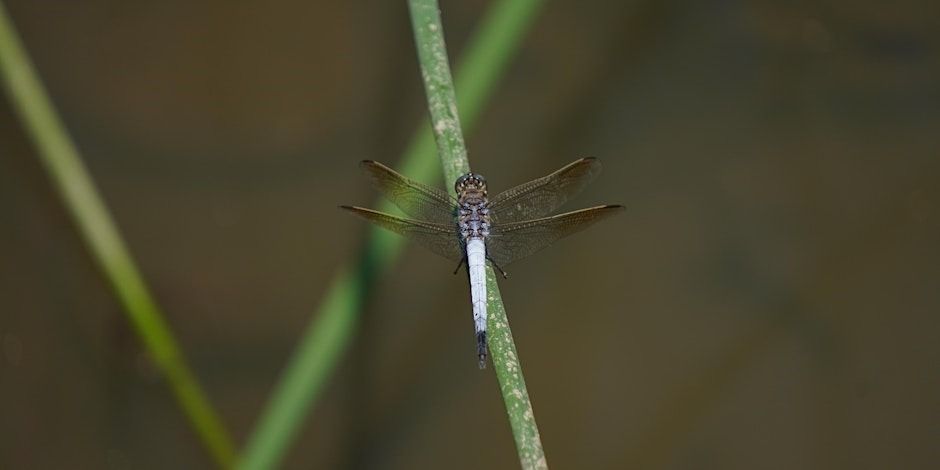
452, 257, 466, 275
487, 257, 509, 279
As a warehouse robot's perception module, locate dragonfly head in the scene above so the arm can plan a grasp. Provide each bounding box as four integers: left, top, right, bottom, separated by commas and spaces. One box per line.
455, 173, 487, 195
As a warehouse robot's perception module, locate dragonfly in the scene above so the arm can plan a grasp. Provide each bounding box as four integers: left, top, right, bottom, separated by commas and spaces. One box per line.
341, 158, 623, 368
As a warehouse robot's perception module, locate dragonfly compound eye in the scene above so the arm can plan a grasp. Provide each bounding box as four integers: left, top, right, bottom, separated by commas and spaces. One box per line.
455, 173, 487, 193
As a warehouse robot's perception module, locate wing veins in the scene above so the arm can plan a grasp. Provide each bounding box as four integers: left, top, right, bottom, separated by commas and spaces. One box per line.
486, 205, 623, 266
359, 160, 456, 225
340, 206, 463, 261
489, 158, 601, 223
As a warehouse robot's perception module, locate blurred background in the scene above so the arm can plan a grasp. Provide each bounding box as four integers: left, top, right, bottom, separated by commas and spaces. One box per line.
1, 0, 938, 468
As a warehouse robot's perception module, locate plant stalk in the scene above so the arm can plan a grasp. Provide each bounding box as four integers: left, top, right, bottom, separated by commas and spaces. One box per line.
0, 2, 236, 468
408, 0, 547, 468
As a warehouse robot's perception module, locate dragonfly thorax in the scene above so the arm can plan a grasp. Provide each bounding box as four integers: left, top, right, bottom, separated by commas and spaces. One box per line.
456, 173, 490, 241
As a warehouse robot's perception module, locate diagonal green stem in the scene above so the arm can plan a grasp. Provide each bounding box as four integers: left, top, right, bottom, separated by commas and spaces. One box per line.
408, 0, 547, 468
238, 1, 545, 469
0, 2, 236, 468
485, 274, 547, 469
407, 0, 470, 182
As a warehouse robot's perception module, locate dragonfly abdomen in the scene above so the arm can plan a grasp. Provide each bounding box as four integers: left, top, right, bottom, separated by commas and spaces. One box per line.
466, 238, 488, 368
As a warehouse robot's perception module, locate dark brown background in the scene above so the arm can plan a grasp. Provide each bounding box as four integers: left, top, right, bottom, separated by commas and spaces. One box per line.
1, 1, 937, 468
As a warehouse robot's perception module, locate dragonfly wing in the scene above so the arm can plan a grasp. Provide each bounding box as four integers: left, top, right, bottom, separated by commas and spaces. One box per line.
488, 158, 602, 223
341, 206, 463, 261
360, 160, 457, 225
487, 205, 623, 266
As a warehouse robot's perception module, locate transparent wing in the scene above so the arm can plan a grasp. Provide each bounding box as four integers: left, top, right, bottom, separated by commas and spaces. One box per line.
486, 205, 623, 266
340, 206, 463, 261
488, 158, 602, 223
359, 160, 457, 225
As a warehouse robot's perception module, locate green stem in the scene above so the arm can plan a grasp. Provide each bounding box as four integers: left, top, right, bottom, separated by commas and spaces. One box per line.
409, 0, 547, 468
239, 1, 544, 469
407, 0, 470, 181
0, 3, 236, 468
486, 275, 548, 469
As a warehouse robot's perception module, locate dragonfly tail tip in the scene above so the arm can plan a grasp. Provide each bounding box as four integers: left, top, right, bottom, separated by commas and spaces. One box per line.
476, 331, 488, 369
